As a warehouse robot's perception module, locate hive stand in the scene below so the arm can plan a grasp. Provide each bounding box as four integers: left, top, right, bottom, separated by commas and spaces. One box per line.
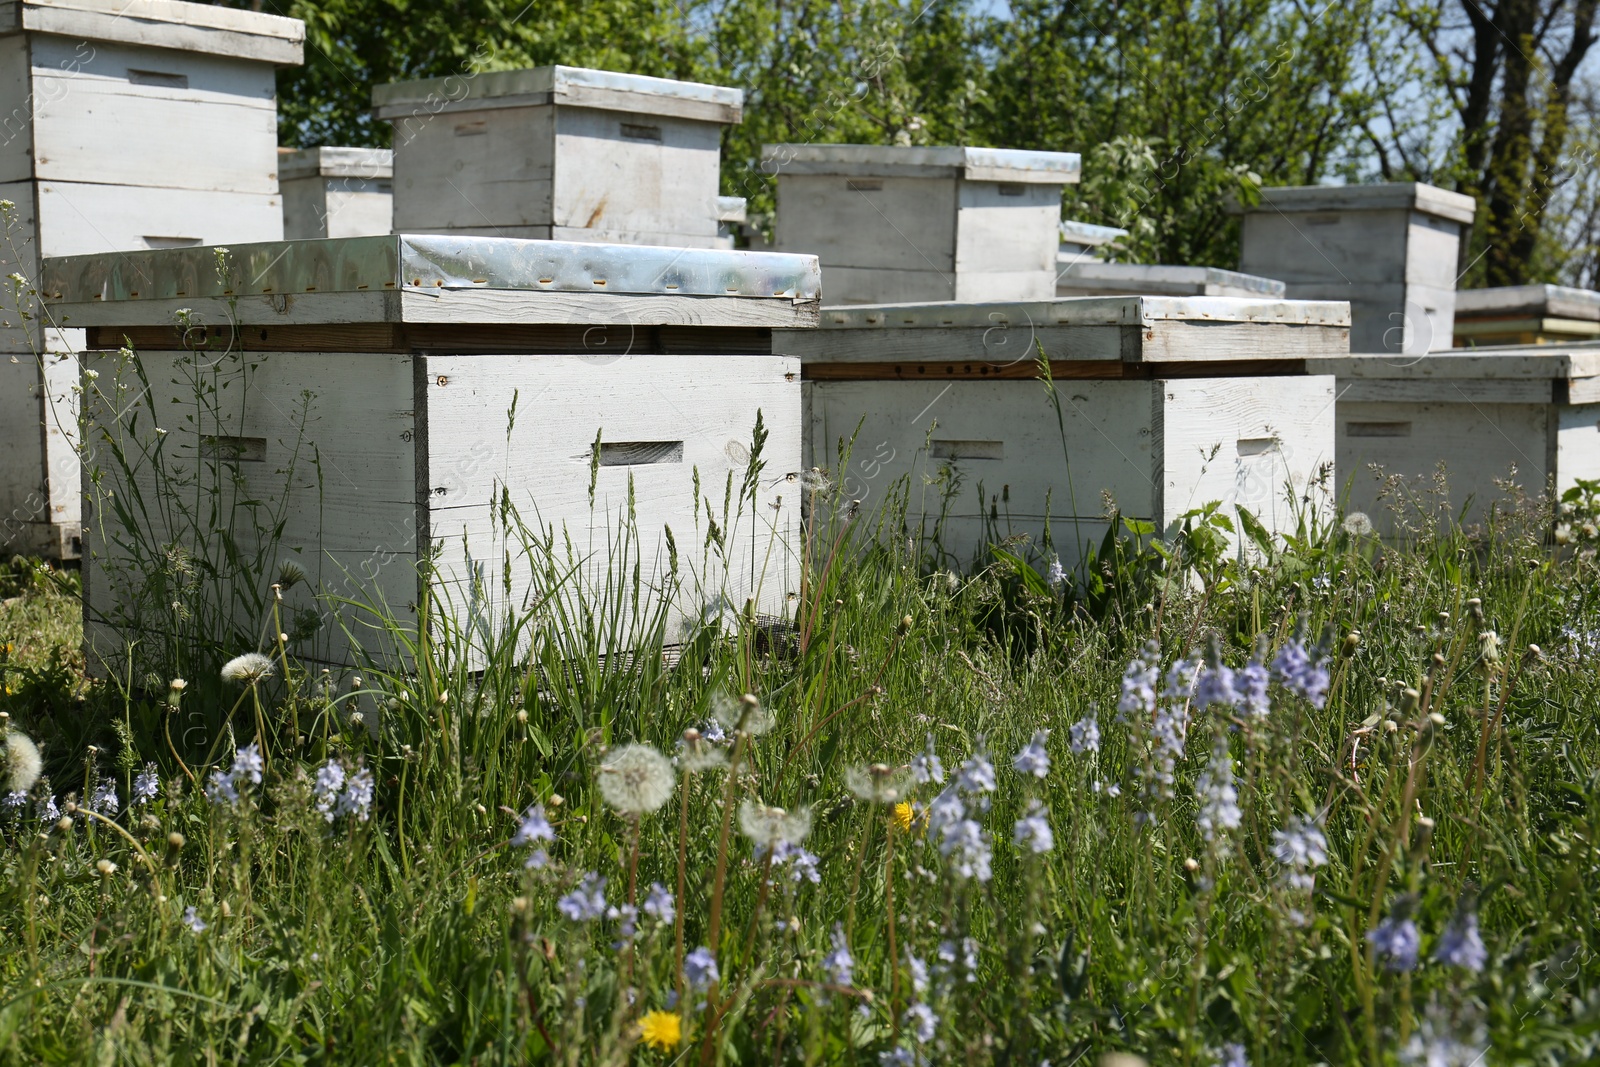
279, 147, 393, 241
375, 66, 742, 248
1308, 346, 1600, 532
1453, 285, 1600, 347
762, 144, 1081, 305
43, 235, 818, 673
780, 296, 1347, 572
0, 0, 302, 559
1235, 183, 1476, 357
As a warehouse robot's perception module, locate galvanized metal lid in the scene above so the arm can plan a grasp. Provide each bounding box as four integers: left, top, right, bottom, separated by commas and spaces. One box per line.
1056, 261, 1288, 299
1059, 219, 1127, 246
278, 147, 393, 182
760, 144, 1081, 184
373, 65, 743, 124
1455, 284, 1600, 322
41, 234, 821, 305
816, 296, 1348, 329
0, 0, 304, 64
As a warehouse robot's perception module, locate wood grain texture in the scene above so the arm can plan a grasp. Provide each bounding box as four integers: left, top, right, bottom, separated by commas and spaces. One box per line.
281, 175, 392, 240
777, 174, 959, 273
33, 180, 282, 256
2, 0, 304, 65
51, 291, 398, 329
1336, 378, 1554, 404
390, 104, 555, 230
0, 34, 33, 184
550, 106, 723, 239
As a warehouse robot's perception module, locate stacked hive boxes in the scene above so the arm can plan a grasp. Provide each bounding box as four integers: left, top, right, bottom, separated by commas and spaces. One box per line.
763, 144, 1081, 304
1236, 183, 1475, 356
1056, 261, 1287, 299
1309, 346, 1600, 529
46, 235, 819, 671
279, 147, 393, 240
786, 297, 1346, 570
1453, 285, 1600, 347
0, 0, 301, 557
375, 66, 742, 248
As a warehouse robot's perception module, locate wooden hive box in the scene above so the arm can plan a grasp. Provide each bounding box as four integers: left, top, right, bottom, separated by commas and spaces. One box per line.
1056, 261, 1287, 299
1235, 183, 1475, 357
1307, 347, 1600, 531
780, 296, 1347, 571
43, 235, 818, 672
1453, 285, 1600, 347
279, 147, 393, 240
762, 144, 1081, 304
375, 66, 742, 248
0, 0, 302, 559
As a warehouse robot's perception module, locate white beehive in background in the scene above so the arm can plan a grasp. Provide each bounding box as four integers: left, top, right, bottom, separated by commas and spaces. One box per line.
46, 235, 817, 671
1453, 285, 1600, 347
781, 297, 1347, 571
0, 0, 302, 558
1236, 183, 1475, 356
279, 147, 392, 240
1056, 261, 1287, 299
375, 66, 742, 247
1057, 219, 1126, 262
762, 144, 1081, 304
1308, 347, 1600, 531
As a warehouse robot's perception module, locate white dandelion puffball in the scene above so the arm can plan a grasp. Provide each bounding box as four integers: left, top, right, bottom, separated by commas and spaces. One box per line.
738, 800, 813, 847
4, 731, 42, 793
596, 744, 675, 815
1342, 512, 1374, 536
220, 652, 275, 685
709, 692, 773, 736
843, 763, 912, 804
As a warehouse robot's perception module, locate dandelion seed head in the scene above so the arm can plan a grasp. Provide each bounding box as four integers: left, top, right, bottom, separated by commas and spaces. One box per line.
738, 800, 812, 847
845, 762, 912, 804
220, 652, 274, 685
710, 692, 772, 736
1342, 511, 1374, 536
677, 729, 729, 773
3, 732, 42, 793
597, 744, 675, 814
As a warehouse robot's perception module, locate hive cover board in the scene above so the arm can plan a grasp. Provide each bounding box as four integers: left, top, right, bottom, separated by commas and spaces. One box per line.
44, 235, 821, 672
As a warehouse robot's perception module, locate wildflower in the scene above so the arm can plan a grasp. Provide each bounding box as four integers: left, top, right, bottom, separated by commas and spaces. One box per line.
676, 728, 728, 773
183, 906, 207, 933
597, 744, 675, 815
131, 764, 159, 806
738, 800, 812, 848
2, 790, 24, 810
709, 692, 772, 736
337, 767, 374, 821
1368, 911, 1422, 971
313, 761, 346, 819
232, 744, 264, 785
606, 903, 639, 940
954, 749, 996, 797
1434, 911, 1487, 973
845, 762, 913, 804
892, 801, 914, 833
906, 951, 930, 996
36, 794, 59, 821
637, 1009, 681, 1050
910, 735, 945, 785
525, 849, 551, 869
1271, 637, 1329, 709
699, 718, 727, 745
903, 1003, 938, 1043
220, 652, 274, 685
684, 945, 719, 989
1069, 714, 1100, 755
88, 777, 119, 816
1164, 654, 1202, 702
642, 882, 674, 923
556, 873, 608, 922
923, 787, 967, 839
1272, 815, 1328, 890
207, 767, 241, 805
1237, 659, 1271, 718
1399, 1008, 1486, 1066
823, 924, 854, 986
1342, 511, 1374, 536
1046, 555, 1066, 589
1013, 799, 1054, 854
1118, 642, 1161, 717
770, 839, 821, 884
511, 804, 555, 847
96, 858, 117, 876
1011, 730, 1050, 779
1216, 1044, 1249, 1067
939, 818, 993, 881
879, 1049, 915, 1067
1193, 662, 1239, 712
3, 731, 42, 793
1195, 740, 1242, 844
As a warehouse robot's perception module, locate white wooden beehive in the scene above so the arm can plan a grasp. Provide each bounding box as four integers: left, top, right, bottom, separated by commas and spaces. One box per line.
1056, 260, 1287, 299
375, 66, 742, 248
779, 297, 1348, 571
279, 147, 393, 240
1307, 347, 1600, 532
1236, 182, 1475, 357
43, 235, 818, 672
1453, 285, 1600, 347
762, 144, 1080, 304
0, 0, 302, 559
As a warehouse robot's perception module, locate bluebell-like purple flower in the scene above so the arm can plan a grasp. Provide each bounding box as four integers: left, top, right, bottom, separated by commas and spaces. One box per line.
903, 1003, 938, 1043
1433, 912, 1487, 972
1272, 638, 1330, 709
1013, 799, 1054, 854
1193, 663, 1239, 711
557, 873, 607, 922
1368, 914, 1421, 971
642, 883, 674, 924
1012, 730, 1050, 779
823, 924, 854, 986
1238, 660, 1271, 718
684, 945, 719, 989
911, 734, 945, 785
1069, 713, 1100, 755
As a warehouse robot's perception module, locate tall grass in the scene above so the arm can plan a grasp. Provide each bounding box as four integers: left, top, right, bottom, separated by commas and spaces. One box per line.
0, 333, 1598, 1064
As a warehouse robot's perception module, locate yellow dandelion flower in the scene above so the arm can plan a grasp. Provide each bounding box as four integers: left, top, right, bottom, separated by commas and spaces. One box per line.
892, 801, 914, 833
638, 1009, 682, 1051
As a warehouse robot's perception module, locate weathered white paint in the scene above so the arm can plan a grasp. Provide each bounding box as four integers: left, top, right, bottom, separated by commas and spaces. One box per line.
280, 148, 393, 240
1236, 183, 1475, 356
1454, 284, 1600, 345
1056, 260, 1287, 299
0, 0, 304, 65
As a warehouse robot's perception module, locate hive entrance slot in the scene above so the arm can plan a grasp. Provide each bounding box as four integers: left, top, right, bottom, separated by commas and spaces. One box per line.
620, 123, 663, 142
202, 436, 267, 463
127, 69, 188, 88
599, 441, 684, 466
1347, 421, 1413, 438
930, 439, 1004, 461
1236, 436, 1280, 457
